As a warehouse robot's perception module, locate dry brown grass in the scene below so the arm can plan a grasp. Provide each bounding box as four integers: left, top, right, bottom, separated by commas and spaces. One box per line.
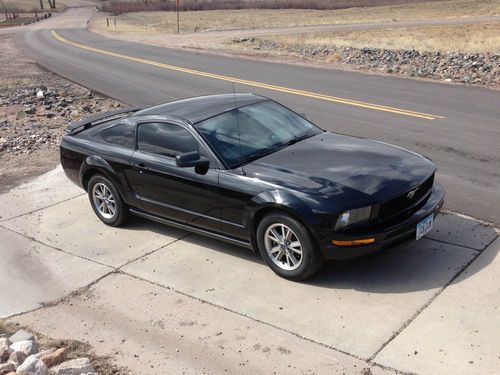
91, 0, 500, 34
267, 23, 500, 53
100, 0, 444, 14
0, 0, 64, 12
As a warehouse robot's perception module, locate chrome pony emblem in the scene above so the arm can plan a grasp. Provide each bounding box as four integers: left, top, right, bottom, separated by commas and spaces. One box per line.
407, 188, 419, 199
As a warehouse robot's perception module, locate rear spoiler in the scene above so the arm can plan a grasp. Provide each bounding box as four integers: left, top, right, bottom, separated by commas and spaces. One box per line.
67, 106, 144, 134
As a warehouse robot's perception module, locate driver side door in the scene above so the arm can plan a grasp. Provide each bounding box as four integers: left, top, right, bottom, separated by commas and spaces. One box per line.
128, 121, 221, 233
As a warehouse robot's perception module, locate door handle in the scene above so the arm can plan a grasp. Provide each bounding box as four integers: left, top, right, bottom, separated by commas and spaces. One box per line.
133, 163, 148, 173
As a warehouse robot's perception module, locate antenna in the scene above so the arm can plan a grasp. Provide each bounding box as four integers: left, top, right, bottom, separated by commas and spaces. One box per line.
232, 82, 245, 175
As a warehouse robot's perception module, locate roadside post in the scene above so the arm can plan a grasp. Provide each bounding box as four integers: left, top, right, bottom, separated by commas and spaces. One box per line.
176, 0, 180, 34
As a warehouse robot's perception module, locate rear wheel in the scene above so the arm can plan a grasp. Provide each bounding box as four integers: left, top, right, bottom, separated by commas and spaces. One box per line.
257, 212, 323, 281
88, 174, 130, 227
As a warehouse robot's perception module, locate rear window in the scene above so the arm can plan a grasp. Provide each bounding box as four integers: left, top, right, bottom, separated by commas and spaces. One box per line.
101, 123, 135, 149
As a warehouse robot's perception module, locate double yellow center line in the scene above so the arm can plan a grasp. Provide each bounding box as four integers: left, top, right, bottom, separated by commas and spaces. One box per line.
51, 30, 444, 120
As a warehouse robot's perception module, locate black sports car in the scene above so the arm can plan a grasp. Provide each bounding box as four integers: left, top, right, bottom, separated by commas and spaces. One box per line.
60, 94, 444, 280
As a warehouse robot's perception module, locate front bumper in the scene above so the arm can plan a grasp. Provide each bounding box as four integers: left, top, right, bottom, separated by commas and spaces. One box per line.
320, 182, 445, 260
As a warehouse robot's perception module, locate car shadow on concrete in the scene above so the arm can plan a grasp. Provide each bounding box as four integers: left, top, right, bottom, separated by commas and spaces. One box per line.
124, 213, 498, 294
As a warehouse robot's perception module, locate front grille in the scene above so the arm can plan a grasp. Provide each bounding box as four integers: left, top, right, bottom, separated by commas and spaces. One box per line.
377, 174, 434, 222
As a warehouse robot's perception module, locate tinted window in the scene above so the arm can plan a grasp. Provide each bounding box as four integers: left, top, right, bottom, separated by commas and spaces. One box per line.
137, 122, 198, 157
101, 123, 135, 149
196, 100, 321, 167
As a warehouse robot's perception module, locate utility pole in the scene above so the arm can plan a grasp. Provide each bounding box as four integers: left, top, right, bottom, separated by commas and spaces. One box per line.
176, 0, 180, 34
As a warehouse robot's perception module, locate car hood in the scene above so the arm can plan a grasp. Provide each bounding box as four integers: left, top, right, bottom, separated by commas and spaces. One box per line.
244, 132, 436, 205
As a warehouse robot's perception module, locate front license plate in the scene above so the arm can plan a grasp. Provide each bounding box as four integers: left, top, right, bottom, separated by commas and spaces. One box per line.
416, 214, 434, 240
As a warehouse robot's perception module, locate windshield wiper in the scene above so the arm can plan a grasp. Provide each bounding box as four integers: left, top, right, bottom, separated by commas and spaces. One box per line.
281, 133, 314, 147
235, 133, 315, 168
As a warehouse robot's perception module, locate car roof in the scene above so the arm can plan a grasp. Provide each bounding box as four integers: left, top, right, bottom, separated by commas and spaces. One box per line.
133, 93, 268, 124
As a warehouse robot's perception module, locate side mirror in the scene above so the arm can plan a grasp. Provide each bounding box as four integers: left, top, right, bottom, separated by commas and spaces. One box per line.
176, 151, 209, 172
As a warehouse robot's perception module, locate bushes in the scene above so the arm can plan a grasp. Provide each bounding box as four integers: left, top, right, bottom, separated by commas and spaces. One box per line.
100, 0, 440, 15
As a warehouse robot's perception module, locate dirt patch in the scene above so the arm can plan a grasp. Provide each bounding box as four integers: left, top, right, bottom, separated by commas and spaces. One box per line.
0, 35, 122, 194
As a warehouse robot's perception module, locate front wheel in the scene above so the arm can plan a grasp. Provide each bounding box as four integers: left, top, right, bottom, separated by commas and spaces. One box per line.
257, 213, 324, 281
88, 174, 130, 227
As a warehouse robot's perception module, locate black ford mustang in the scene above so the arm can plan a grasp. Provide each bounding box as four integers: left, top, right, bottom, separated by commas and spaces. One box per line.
60, 94, 444, 280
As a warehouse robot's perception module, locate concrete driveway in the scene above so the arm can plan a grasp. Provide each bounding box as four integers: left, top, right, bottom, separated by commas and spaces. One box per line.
1, 166, 498, 374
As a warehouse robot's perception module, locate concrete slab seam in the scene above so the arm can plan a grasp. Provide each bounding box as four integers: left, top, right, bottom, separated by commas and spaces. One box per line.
0, 193, 85, 223
117, 270, 406, 374
0, 223, 114, 269
116, 232, 193, 270
4, 270, 119, 320
441, 209, 500, 232
425, 235, 498, 253
367, 239, 491, 363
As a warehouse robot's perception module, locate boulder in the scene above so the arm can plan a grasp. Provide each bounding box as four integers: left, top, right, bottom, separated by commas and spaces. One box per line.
16, 355, 47, 375
0, 338, 11, 361
8, 350, 27, 366
0, 363, 16, 375
9, 329, 35, 343
9, 340, 38, 356
40, 348, 66, 368
49, 358, 95, 375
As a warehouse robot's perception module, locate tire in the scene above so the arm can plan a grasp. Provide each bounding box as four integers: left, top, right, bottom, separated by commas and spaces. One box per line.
87, 174, 130, 227
257, 212, 324, 281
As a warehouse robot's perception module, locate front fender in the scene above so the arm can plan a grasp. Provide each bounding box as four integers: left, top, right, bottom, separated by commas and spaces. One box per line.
250, 190, 319, 226
245, 190, 320, 251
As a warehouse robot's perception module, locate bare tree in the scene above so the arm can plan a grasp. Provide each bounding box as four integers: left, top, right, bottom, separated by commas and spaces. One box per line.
47, 0, 56, 9
39, 0, 44, 10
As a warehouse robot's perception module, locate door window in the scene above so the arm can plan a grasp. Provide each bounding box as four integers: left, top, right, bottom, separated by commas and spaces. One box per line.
137, 122, 199, 157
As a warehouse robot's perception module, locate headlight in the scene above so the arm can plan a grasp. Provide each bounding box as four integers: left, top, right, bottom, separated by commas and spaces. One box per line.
334, 206, 372, 231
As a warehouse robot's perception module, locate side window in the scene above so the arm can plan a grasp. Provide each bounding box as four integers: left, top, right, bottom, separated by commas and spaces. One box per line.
101, 123, 135, 149
137, 122, 199, 157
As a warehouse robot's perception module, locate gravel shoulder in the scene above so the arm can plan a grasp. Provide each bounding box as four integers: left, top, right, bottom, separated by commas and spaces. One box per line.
0, 35, 122, 194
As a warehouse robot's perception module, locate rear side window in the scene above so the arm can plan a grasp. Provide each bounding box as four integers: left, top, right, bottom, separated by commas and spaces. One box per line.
101, 123, 135, 149
137, 122, 199, 157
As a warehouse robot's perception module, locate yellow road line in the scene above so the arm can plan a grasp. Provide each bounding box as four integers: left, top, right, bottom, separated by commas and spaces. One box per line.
51, 30, 444, 120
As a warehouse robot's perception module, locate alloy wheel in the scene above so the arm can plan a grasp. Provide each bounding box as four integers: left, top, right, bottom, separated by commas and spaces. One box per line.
264, 223, 303, 271
92, 182, 116, 220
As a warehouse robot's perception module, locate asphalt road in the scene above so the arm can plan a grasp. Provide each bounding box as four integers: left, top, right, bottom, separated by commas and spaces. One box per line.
11, 9, 500, 225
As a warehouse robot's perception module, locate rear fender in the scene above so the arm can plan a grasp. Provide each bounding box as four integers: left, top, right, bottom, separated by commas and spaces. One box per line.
79, 155, 123, 194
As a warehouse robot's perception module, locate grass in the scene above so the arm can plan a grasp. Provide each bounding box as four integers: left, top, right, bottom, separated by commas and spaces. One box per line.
0, 0, 63, 12
91, 0, 500, 34
100, 0, 444, 14
263, 23, 500, 53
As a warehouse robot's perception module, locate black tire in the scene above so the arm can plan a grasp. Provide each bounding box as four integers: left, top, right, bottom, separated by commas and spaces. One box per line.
87, 174, 130, 227
257, 212, 324, 281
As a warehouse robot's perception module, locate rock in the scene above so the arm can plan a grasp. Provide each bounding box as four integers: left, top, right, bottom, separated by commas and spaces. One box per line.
16, 110, 27, 120
50, 358, 95, 375
10, 340, 38, 356
40, 348, 66, 368
8, 350, 27, 366
16, 355, 47, 375
34, 349, 56, 360
70, 110, 79, 117
36, 91, 45, 98
24, 106, 36, 115
0, 338, 11, 361
9, 329, 35, 343
0, 363, 16, 375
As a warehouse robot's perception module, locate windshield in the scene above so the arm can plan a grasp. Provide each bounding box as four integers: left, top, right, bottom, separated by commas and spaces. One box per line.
195, 100, 322, 168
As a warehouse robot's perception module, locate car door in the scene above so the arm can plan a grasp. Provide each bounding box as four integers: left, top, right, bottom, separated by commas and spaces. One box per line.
128, 121, 221, 233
